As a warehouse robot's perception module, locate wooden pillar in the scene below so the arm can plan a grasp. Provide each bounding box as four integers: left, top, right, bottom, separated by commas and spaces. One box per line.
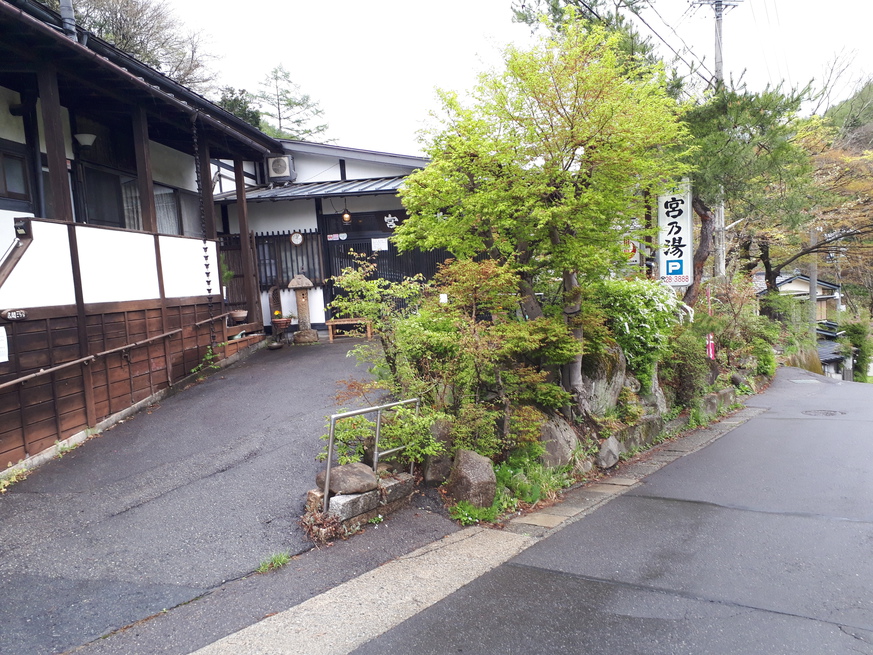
198, 138, 216, 239
67, 224, 96, 426
37, 63, 73, 222
233, 159, 258, 321
132, 107, 157, 233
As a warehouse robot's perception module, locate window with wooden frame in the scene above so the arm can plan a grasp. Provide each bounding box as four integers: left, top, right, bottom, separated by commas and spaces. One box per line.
0, 149, 29, 202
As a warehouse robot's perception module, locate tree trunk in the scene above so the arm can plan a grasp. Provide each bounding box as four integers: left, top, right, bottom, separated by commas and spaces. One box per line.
682, 196, 715, 307
561, 270, 584, 414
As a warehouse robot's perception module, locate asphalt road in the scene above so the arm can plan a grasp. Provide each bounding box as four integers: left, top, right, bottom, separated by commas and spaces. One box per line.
351, 367, 873, 654
0, 339, 458, 655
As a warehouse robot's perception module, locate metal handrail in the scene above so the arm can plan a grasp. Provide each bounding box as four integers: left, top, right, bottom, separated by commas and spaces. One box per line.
0, 325, 188, 392
322, 397, 420, 512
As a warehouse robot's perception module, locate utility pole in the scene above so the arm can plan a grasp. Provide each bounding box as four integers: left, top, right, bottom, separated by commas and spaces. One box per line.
695, 0, 742, 278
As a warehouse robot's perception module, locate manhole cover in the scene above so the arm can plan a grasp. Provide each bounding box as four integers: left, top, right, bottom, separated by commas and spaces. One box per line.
801, 410, 846, 417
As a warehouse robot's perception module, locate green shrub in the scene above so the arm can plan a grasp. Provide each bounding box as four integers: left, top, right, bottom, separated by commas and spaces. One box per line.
596, 278, 686, 389
751, 338, 776, 377
658, 328, 711, 407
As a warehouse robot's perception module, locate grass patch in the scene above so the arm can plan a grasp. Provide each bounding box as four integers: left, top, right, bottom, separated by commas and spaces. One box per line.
256, 551, 291, 573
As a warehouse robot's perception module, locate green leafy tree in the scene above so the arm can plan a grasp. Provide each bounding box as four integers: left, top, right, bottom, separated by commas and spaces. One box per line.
680, 84, 820, 304
216, 87, 261, 129
255, 65, 328, 140
395, 22, 689, 409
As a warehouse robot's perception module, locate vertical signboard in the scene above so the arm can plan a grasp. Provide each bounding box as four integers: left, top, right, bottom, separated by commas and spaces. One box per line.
657, 180, 693, 287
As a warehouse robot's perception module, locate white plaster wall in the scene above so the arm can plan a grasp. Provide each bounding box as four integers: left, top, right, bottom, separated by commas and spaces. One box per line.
292, 153, 345, 183
335, 195, 404, 214
77, 227, 160, 303
0, 214, 17, 262
344, 160, 418, 179
228, 199, 318, 234
0, 220, 75, 308
151, 141, 196, 191
260, 286, 326, 326
160, 236, 217, 298
0, 87, 26, 144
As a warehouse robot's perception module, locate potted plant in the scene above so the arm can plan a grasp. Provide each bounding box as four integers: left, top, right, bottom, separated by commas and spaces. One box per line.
271, 310, 296, 345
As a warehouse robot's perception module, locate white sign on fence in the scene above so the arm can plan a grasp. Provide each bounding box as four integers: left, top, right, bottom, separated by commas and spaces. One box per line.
657, 180, 693, 288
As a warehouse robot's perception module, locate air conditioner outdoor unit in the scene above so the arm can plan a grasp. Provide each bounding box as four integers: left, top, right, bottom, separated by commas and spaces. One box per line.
266, 155, 296, 182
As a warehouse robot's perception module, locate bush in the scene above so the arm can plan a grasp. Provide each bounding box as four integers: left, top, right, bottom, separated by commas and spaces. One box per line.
659, 328, 711, 407
596, 278, 687, 388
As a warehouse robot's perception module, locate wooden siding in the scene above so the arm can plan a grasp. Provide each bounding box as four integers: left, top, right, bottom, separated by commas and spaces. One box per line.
0, 298, 261, 467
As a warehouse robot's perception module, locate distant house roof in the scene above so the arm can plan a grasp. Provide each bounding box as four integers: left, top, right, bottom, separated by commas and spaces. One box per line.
817, 339, 846, 364
215, 176, 406, 204
753, 272, 840, 297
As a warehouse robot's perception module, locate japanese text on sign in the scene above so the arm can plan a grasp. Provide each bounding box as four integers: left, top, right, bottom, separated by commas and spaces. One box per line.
657, 180, 693, 288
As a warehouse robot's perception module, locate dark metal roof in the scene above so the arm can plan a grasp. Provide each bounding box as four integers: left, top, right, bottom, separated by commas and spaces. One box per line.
216, 177, 406, 204
817, 339, 846, 364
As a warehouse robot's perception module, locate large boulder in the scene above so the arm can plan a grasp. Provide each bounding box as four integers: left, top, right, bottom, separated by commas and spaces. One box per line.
540, 414, 579, 468
446, 449, 496, 508
579, 345, 627, 417
596, 435, 624, 470
423, 418, 454, 486
315, 462, 378, 495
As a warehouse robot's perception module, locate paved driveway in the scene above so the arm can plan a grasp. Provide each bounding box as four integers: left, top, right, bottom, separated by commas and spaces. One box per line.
0, 339, 457, 655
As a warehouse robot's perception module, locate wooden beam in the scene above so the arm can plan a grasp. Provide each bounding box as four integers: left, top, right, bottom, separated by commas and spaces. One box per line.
132, 106, 157, 233
37, 63, 73, 222
66, 224, 96, 427
233, 159, 259, 322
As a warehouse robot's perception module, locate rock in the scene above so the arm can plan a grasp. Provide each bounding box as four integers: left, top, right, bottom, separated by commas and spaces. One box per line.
305, 488, 325, 513
315, 462, 378, 495
540, 414, 579, 468
614, 415, 665, 452
730, 372, 748, 389
446, 449, 496, 508
293, 329, 319, 344
579, 345, 627, 417
423, 454, 453, 486
596, 435, 623, 469
717, 387, 736, 409
701, 392, 719, 418
379, 473, 414, 504
327, 490, 380, 521
423, 418, 455, 486
640, 367, 669, 416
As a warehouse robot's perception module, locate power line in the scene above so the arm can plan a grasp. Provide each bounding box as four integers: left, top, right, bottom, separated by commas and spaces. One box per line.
643, 1, 715, 82
617, 0, 713, 87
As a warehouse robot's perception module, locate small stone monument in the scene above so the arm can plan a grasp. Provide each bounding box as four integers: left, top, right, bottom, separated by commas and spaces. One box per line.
288, 273, 319, 344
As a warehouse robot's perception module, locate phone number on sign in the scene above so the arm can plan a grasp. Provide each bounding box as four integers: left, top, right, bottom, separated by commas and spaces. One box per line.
663, 275, 690, 283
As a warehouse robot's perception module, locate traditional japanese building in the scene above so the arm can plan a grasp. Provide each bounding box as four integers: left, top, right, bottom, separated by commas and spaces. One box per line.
0, 0, 281, 466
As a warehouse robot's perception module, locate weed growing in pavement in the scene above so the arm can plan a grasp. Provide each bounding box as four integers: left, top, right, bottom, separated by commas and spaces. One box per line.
0, 466, 27, 494
256, 551, 291, 573
191, 343, 228, 378
54, 439, 81, 459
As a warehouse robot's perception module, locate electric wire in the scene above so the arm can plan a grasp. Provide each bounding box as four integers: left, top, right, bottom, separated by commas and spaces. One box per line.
617, 0, 713, 87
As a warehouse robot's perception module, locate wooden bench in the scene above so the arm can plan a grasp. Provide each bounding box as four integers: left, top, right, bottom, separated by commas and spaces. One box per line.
325, 318, 373, 343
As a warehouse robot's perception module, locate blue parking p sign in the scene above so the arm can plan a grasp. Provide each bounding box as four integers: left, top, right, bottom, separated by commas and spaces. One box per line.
666, 260, 683, 275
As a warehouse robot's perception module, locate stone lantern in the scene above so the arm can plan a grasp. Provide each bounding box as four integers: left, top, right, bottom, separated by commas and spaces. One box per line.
288, 273, 318, 344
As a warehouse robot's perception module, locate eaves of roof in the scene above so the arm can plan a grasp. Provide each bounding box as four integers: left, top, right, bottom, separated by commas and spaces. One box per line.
1, 0, 283, 159
215, 176, 406, 204
279, 140, 428, 168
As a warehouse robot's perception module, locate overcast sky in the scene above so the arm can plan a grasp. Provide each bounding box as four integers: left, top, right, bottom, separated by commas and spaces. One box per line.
169, 0, 873, 156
